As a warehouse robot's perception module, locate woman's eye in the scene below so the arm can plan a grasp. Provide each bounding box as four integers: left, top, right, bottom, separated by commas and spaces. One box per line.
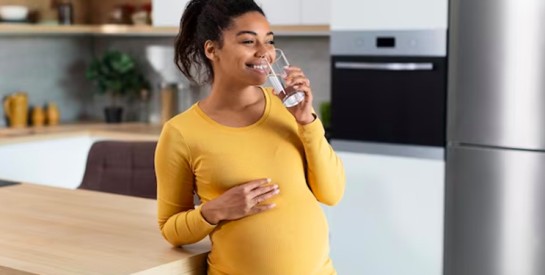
268, 40, 275, 45
242, 40, 254, 44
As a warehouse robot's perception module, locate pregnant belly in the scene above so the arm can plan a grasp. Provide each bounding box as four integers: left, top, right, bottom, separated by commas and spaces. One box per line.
208, 197, 330, 275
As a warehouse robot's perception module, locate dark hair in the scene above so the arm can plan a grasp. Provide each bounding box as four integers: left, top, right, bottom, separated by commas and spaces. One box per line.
174, 0, 265, 84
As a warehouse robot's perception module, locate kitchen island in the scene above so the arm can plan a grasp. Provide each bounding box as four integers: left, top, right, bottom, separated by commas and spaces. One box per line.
0, 123, 163, 189
0, 122, 163, 144
0, 183, 210, 275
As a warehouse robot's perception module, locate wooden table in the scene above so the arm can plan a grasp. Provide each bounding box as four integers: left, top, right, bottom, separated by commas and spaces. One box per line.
0, 183, 210, 275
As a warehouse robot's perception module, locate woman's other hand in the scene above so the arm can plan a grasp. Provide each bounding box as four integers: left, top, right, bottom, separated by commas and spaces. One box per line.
279, 66, 315, 125
200, 178, 279, 225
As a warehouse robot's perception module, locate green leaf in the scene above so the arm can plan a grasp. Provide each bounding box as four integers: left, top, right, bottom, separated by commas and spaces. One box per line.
85, 50, 150, 102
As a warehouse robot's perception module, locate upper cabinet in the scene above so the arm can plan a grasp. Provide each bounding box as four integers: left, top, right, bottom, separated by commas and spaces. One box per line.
300, 0, 330, 25
256, 0, 301, 25
152, 0, 330, 27
332, 0, 448, 30
151, 0, 188, 27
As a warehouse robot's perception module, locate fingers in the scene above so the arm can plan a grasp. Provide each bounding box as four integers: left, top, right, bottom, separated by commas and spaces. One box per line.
241, 178, 280, 205
240, 178, 271, 192
238, 177, 280, 203
284, 67, 312, 102
284, 67, 310, 87
251, 185, 280, 205
288, 76, 310, 88
226, 178, 280, 219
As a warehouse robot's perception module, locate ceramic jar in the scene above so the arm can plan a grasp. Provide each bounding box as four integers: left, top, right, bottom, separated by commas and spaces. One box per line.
46, 102, 60, 126
31, 106, 45, 127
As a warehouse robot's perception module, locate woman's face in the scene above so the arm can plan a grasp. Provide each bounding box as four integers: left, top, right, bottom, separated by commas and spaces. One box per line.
209, 11, 275, 86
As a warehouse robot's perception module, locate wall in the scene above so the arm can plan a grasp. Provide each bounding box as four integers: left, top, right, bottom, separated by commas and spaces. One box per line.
0, 36, 94, 127
0, 35, 330, 127
91, 36, 180, 124
275, 36, 331, 111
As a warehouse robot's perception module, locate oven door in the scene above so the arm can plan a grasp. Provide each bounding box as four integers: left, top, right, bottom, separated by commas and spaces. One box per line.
331, 55, 447, 147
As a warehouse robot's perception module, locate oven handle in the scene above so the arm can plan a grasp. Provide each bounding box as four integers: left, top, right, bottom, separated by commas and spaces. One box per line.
334, 61, 434, 71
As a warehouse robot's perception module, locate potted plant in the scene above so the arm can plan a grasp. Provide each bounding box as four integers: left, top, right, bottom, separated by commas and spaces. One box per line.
86, 50, 147, 123
319, 101, 331, 141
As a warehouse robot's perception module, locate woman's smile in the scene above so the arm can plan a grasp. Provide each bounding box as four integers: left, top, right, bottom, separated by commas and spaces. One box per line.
246, 62, 269, 75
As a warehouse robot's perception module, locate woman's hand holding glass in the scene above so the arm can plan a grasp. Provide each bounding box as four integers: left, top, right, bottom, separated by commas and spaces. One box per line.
264, 49, 315, 125
281, 65, 315, 124
200, 178, 280, 225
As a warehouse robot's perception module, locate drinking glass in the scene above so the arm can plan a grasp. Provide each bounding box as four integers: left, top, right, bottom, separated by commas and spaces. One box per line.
264, 48, 305, 107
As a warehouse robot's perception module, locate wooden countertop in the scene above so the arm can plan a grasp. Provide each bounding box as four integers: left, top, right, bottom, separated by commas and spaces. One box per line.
0, 183, 210, 275
0, 123, 163, 145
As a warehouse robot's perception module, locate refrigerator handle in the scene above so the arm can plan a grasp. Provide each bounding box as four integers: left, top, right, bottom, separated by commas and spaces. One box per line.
334, 61, 434, 71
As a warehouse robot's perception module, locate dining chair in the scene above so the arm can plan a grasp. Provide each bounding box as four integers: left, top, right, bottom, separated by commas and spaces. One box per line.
79, 140, 157, 199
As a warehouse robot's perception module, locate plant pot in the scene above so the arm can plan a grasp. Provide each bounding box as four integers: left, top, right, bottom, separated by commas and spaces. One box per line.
324, 126, 332, 142
104, 106, 123, 123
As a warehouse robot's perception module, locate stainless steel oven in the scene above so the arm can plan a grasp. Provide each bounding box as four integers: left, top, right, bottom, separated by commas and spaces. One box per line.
330, 30, 448, 148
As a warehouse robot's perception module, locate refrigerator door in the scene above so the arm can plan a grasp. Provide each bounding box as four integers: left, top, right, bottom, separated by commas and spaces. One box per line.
447, 0, 545, 150
445, 146, 545, 275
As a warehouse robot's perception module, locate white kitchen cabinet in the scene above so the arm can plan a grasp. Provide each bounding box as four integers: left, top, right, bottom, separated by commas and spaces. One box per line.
152, 0, 189, 27
300, 0, 330, 25
332, 0, 448, 30
257, 0, 301, 25
0, 136, 100, 189
329, 151, 444, 275
153, 0, 328, 27
0, 134, 150, 189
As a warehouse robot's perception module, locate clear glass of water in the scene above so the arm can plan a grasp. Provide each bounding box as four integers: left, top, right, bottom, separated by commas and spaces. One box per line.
264, 48, 305, 107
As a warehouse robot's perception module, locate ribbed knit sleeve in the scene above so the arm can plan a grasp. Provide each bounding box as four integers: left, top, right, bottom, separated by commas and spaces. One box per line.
155, 122, 216, 246
298, 117, 346, 205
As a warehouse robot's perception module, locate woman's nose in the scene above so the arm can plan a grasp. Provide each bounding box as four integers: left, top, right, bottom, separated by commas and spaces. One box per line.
256, 50, 274, 63
256, 53, 269, 64
255, 48, 266, 57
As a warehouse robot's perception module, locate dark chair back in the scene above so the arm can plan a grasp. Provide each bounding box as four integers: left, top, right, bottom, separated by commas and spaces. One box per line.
79, 140, 157, 199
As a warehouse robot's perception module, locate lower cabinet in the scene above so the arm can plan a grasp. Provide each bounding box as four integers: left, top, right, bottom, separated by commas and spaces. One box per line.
328, 151, 445, 275
0, 136, 108, 189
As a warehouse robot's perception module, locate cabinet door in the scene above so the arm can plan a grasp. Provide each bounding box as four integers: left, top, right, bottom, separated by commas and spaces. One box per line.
329, 151, 444, 275
256, 0, 301, 25
153, 0, 302, 26
0, 136, 100, 189
152, 0, 190, 27
332, 0, 448, 30
301, 0, 330, 25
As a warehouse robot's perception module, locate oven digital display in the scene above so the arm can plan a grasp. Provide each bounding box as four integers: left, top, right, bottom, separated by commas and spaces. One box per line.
376, 37, 395, 48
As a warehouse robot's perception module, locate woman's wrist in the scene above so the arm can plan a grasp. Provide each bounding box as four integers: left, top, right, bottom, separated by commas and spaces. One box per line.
201, 202, 220, 225
297, 113, 316, 125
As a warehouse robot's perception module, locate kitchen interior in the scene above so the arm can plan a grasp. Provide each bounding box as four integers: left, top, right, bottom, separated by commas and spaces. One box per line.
0, 0, 543, 274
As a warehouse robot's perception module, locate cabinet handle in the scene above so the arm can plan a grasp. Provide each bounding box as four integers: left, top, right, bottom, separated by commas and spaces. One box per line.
335, 62, 434, 71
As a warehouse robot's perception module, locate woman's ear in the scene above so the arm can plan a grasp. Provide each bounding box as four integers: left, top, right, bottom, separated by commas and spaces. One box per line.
204, 40, 217, 60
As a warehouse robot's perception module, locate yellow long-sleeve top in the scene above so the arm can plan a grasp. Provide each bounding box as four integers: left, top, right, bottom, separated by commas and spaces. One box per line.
155, 87, 345, 275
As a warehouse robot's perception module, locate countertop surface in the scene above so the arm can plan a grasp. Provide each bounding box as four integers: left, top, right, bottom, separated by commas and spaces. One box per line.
0, 183, 210, 275
0, 122, 163, 145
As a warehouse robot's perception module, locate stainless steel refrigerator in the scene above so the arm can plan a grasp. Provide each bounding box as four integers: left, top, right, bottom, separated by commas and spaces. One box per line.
445, 0, 545, 275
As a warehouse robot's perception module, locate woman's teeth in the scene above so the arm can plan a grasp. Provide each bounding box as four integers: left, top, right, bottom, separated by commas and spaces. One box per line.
251, 64, 267, 70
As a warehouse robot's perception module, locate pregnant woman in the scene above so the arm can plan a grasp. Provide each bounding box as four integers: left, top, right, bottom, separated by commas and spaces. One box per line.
155, 0, 346, 274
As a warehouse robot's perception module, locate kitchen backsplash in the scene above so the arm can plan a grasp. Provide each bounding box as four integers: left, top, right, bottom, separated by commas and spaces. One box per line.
0, 35, 330, 127
0, 36, 93, 127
